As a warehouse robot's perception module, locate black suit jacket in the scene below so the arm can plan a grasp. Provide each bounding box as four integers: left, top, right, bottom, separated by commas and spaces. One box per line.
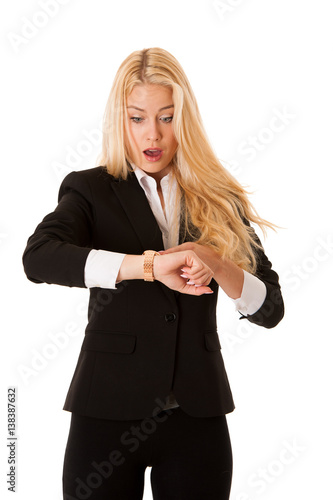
22, 166, 284, 420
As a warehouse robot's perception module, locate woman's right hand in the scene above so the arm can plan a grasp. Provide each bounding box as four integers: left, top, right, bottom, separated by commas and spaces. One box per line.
153, 250, 214, 295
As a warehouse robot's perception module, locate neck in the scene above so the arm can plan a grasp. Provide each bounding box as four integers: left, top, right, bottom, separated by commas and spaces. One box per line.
145, 164, 173, 188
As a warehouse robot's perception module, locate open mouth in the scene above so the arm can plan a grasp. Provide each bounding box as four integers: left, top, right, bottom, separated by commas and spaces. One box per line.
143, 149, 163, 162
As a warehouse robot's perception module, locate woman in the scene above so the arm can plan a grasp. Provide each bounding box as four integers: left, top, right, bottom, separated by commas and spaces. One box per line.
23, 47, 284, 500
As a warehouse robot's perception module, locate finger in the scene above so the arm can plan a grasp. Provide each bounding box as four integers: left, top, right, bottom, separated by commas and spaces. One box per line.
182, 274, 210, 285
186, 272, 213, 286
184, 268, 211, 281
181, 284, 213, 295
188, 278, 212, 287
194, 280, 212, 288
180, 266, 191, 274
194, 287, 213, 295
185, 271, 213, 286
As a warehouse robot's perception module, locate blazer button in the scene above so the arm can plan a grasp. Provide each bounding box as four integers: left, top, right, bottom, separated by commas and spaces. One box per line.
165, 313, 176, 323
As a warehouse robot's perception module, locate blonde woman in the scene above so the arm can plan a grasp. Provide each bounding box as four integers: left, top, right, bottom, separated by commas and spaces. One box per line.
23, 47, 284, 500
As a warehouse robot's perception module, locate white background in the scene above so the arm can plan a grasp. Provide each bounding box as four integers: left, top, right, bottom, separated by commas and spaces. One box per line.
1, 0, 332, 498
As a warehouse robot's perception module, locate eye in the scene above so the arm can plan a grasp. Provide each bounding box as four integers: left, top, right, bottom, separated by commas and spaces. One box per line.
160, 116, 173, 123
130, 116, 143, 123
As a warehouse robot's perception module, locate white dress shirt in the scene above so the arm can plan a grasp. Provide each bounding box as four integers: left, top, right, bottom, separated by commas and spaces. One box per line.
83, 164, 267, 409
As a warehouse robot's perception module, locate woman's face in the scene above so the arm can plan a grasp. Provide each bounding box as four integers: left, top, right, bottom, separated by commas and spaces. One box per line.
125, 83, 178, 182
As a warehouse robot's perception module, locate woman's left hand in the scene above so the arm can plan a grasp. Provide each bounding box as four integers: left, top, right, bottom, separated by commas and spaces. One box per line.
160, 242, 222, 277
160, 242, 244, 298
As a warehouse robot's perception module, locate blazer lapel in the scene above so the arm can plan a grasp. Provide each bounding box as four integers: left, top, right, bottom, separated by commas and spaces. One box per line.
109, 170, 164, 252
109, 169, 192, 252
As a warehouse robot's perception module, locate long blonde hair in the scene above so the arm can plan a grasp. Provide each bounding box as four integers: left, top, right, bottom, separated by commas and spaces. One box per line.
96, 47, 276, 274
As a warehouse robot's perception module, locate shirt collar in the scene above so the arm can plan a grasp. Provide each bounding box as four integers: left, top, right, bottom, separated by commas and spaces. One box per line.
130, 162, 173, 189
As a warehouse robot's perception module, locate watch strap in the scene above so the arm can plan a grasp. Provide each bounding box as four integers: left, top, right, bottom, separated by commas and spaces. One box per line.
142, 250, 160, 282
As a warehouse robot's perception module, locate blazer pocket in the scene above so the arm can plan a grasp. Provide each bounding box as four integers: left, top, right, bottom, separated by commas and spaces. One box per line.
204, 331, 222, 351
82, 331, 136, 354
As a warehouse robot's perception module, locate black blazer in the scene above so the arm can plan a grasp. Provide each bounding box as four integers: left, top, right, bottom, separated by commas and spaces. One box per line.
22, 166, 284, 420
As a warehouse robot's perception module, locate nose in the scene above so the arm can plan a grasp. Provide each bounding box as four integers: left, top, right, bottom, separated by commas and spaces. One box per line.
147, 120, 161, 142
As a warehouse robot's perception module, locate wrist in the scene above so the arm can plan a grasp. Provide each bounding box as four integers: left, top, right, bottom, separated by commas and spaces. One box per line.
212, 255, 223, 276
118, 255, 145, 281
213, 257, 244, 299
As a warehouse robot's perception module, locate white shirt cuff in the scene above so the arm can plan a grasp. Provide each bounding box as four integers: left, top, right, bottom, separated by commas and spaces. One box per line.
84, 249, 127, 289
230, 270, 267, 316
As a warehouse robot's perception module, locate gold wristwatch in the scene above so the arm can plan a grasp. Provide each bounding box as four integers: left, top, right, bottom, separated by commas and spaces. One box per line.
142, 250, 161, 282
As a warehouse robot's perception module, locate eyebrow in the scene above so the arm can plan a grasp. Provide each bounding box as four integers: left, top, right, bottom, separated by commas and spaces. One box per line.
126, 105, 174, 112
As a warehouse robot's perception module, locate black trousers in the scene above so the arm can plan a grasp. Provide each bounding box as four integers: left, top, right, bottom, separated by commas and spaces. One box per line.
62, 406, 233, 500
